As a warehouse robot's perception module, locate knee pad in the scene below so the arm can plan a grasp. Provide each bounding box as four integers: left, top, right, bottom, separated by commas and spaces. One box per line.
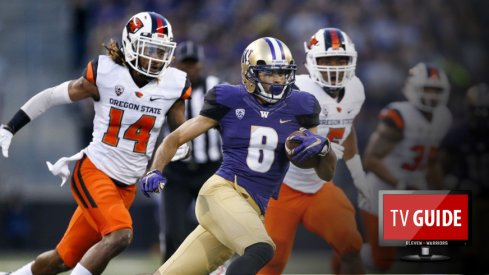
244, 242, 274, 264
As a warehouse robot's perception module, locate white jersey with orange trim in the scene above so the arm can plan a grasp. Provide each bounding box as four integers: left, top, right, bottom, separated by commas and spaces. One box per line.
361, 101, 452, 215
84, 55, 190, 185
283, 74, 365, 193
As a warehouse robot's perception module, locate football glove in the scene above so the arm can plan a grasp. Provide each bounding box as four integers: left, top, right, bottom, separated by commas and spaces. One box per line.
330, 142, 345, 160
290, 129, 330, 163
171, 143, 191, 162
139, 169, 167, 198
0, 125, 13, 158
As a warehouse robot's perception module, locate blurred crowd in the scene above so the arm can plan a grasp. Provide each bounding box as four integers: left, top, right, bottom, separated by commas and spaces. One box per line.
74, 0, 487, 149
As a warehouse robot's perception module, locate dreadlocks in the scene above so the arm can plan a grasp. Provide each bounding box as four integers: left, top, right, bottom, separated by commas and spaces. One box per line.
104, 39, 126, 66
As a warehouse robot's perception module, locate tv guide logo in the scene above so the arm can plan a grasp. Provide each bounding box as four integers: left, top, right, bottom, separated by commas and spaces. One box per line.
379, 190, 471, 246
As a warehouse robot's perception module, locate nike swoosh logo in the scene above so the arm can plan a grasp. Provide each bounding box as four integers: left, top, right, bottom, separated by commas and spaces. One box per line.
149, 96, 165, 102
304, 138, 322, 151
279, 119, 292, 124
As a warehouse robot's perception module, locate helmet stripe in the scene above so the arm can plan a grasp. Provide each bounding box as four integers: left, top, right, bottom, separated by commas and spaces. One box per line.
323, 28, 344, 50
264, 37, 277, 60
149, 12, 165, 35
276, 39, 286, 60
426, 64, 440, 79
330, 30, 340, 49
264, 37, 286, 61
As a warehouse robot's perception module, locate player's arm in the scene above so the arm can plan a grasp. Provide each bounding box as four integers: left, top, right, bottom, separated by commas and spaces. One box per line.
139, 86, 227, 197
292, 96, 336, 181
165, 77, 192, 161
0, 61, 99, 157
426, 147, 443, 189
363, 119, 403, 188
151, 115, 217, 172
342, 127, 370, 196
166, 98, 192, 160
307, 127, 336, 181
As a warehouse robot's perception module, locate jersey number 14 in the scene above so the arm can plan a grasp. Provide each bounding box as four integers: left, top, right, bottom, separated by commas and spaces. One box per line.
102, 107, 156, 154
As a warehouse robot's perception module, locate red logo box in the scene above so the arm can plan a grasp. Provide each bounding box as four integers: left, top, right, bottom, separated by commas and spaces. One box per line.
379, 190, 471, 246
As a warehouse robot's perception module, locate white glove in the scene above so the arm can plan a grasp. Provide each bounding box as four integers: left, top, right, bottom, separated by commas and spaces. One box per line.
330, 142, 345, 160
171, 143, 190, 162
46, 150, 85, 186
0, 125, 13, 158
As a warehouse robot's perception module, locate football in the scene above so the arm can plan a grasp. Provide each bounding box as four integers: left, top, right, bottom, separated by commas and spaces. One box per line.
285, 130, 319, 169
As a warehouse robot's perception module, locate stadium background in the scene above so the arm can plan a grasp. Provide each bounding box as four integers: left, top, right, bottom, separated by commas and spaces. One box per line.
0, 0, 487, 273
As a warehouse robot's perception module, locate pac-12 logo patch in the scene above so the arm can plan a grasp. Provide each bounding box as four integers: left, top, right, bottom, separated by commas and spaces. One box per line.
114, 85, 124, 96
236, 108, 245, 120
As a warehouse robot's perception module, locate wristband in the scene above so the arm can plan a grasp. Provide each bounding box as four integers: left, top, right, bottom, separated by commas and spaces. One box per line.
5, 110, 31, 134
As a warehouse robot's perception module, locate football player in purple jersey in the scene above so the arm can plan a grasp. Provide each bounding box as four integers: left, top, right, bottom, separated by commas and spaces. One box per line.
139, 37, 336, 274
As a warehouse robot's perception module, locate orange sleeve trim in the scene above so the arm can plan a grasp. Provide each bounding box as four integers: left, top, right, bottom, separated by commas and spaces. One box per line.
86, 61, 95, 84
180, 86, 192, 100
379, 109, 404, 129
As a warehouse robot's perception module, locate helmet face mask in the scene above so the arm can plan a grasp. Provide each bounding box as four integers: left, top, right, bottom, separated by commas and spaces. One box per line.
304, 28, 357, 89
403, 63, 450, 112
241, 37, 297, 104
122, 12, 176, 78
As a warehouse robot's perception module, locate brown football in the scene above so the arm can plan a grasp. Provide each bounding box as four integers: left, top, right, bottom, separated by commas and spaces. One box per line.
285, 130, 319, 169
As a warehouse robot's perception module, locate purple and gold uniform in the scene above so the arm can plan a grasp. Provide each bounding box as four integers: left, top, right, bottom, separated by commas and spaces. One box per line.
201, 84, 320, 213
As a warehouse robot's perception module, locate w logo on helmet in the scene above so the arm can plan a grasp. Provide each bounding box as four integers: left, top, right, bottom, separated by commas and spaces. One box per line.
127, 18, 144, 34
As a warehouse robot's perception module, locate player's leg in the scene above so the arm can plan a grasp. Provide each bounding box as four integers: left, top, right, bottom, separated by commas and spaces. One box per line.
163, 171, 196, 261
360, 209, 397, 271
156, 225, 234, 275
259, 183, 306, 275
196, 175, 275, 274
10, 159, 105, 275
12, 206, 102, 274
303, 182, 364, 274
69, 156, 137, 274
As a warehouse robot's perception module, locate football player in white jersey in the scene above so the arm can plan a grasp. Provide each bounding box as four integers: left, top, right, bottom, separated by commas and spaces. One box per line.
0, 12, 191, 275
360, 62, 452, 271
260, 28, 366, 275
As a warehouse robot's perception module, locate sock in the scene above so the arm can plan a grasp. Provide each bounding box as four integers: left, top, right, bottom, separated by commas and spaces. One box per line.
226, 243, 274, 275
360, 243, 374, 269
70, 263, 92, 275
11, 261, 33, 275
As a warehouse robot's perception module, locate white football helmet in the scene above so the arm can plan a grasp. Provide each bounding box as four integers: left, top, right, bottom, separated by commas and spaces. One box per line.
304, 28, 357, 89
403, 63, 450, 112
122, 12, 176, 78
241, 37, 296, 104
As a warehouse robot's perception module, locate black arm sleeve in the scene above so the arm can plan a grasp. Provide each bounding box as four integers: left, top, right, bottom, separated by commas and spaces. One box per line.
296, 96, 320, 129
199, 87, 230, 121
5, 109, 31, 134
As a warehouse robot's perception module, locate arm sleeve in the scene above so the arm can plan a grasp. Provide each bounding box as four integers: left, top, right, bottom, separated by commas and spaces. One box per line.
297, 95, 320, 128
200, 87, 230, 121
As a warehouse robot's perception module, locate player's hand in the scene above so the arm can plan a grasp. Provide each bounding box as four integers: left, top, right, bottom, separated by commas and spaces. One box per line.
290, 129, 330, 163
330, 142, 345, 160
0, 125, 13, 158
171, 143, 191, 162
139, 169, 166, 198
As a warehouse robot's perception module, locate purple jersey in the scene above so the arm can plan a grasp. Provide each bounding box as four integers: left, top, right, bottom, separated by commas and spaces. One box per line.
200, 84, 320, 213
